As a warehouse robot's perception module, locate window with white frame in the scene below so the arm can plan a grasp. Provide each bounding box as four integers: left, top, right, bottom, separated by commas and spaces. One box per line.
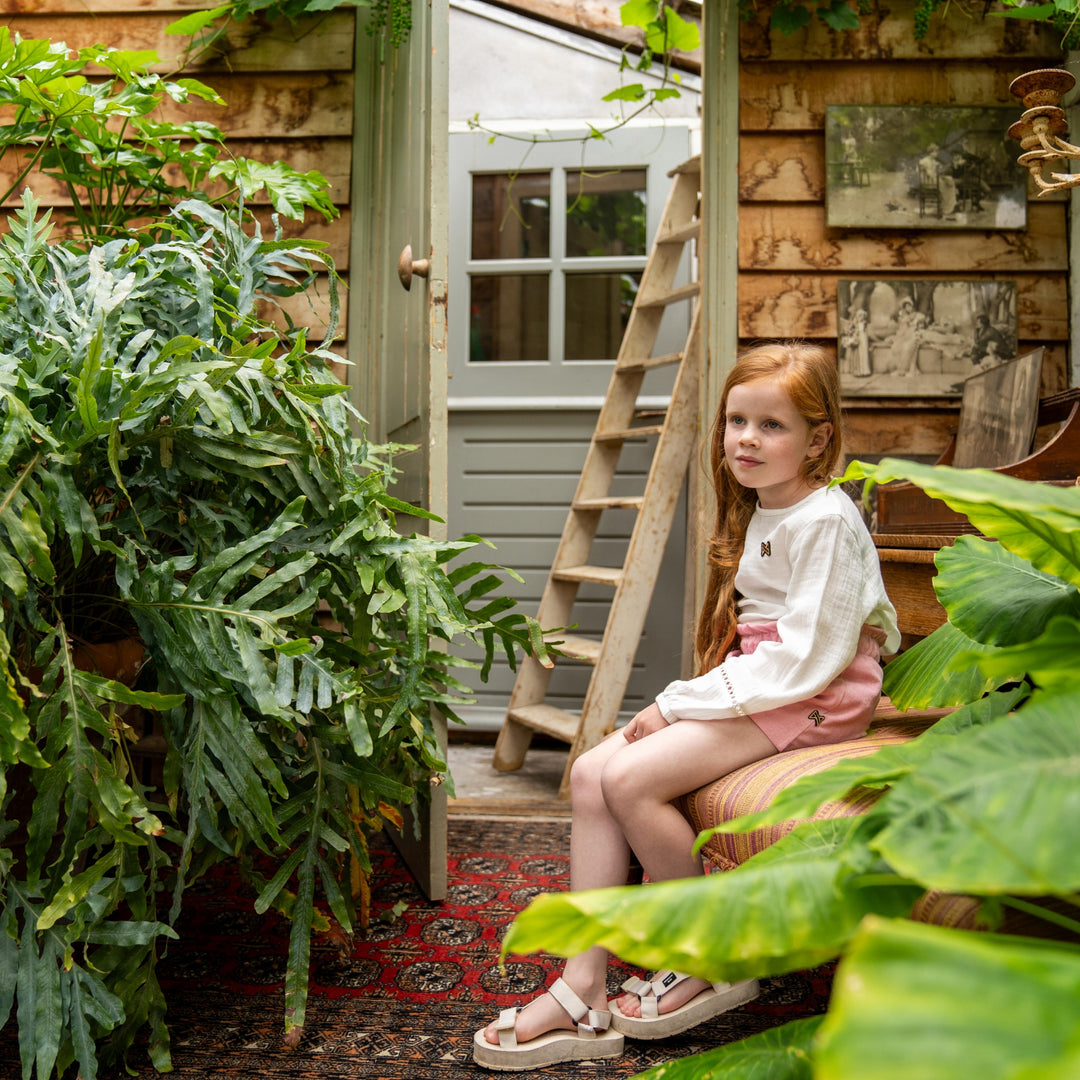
449, 124, 696, 403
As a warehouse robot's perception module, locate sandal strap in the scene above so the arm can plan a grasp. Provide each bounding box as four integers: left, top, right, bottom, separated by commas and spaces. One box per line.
549, 977, 612, 1038
494, 1007, 521, 1048
619, 970, 690, 1019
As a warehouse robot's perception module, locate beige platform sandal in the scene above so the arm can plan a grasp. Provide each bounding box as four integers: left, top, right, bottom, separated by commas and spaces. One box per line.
472, 976, 624, 1071
610, 970, 760, 1039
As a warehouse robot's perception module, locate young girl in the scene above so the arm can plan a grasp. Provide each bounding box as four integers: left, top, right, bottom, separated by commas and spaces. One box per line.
474, 341, 900, 1070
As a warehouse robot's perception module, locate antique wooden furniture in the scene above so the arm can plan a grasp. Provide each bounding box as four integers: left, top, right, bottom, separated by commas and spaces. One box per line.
873, 382, 1080, 642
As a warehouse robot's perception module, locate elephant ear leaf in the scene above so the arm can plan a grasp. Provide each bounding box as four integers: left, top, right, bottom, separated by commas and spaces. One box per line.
817, 917, 1080, 1080
841, 460, 1080, 586
882, 621, 1011, 709
933, 535, 1080, 647
872, 687, 1080, 894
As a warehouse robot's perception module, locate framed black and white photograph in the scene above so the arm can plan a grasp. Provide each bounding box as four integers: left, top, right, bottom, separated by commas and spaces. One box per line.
837, 279, 1018, 397
953, 348, 1043, 469
825, 105, 1026, 230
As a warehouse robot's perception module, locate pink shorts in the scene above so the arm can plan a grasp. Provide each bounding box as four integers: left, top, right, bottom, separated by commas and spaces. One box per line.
731, 622, 886, 752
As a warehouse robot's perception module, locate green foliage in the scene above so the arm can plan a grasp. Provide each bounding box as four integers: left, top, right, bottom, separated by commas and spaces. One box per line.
753, 0, 1076, 46
0, 191, 545, 1077
0, 28, 336, 243
468, 1, 698, 147
169, 0, 413, 58
747, 0, 862, 36
504, 461, 1080, 1079
635, 1016, 821, 1079
605, 1, 700, 108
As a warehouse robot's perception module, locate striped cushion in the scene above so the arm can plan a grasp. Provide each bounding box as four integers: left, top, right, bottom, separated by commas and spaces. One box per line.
676, 717, 939, 871
674, 708, 997, 932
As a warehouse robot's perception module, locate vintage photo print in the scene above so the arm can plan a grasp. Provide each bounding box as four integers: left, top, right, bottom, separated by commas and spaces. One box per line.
837, 279, 1018, 397
826, 106, 1026, 230
953, 349, 1043, 469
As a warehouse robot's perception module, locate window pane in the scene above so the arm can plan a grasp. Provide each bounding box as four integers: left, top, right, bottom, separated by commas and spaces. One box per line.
470, 275, 549, 362
566, 169, 647, 257
471, 173, 551, 260
564, 272, 640, 361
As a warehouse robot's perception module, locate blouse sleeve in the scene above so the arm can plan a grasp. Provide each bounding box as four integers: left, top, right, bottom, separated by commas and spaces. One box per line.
655, 512, 871, 722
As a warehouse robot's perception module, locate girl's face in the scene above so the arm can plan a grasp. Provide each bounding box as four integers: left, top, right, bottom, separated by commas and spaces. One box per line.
724, 378, 832, 509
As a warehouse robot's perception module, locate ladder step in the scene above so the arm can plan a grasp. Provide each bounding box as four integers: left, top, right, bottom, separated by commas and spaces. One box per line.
498, 156, 702, 791
617, 351, 683, 373
552, 564, 624, 587
506, 704, 579, 742
573, 495, 644, 511
594, 424, 665, 444
548, 634, 602, 663
637, 281, 700, 309
669, 155, 701, 177
656, 220, 700, 246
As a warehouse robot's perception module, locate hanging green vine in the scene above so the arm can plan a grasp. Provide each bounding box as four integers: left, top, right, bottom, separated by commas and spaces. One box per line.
167, 0, 415, 64
755, 0, 1076, 47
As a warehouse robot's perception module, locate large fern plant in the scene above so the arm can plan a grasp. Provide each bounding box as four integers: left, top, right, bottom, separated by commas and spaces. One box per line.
503, 462, 1080, 1080
0, 193, 540, 1079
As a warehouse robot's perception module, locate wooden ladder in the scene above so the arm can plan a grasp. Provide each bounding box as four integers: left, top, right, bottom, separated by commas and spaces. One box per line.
492, 156, 703, 796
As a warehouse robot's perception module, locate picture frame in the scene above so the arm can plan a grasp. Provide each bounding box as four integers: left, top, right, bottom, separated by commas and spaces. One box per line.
825, 105, 1026, 230
837, 279, 1018, 398
952, 348, 1044, 469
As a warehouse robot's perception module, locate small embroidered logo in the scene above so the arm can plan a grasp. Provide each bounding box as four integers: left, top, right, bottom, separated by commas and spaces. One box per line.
808, 709, 825, 726
760, 541, 771, 558
661, 972, 678, 988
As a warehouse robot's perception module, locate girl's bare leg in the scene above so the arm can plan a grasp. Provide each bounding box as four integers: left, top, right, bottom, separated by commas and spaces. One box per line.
604, 715, 776, 1017
483, 714, 777, 1040
482, 732, 632, 1045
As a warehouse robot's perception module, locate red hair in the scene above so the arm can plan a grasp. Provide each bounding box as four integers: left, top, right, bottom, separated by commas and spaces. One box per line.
694, 341, 843, 674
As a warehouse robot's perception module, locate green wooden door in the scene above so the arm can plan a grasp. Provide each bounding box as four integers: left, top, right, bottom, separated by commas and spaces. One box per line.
349, 0, 449, 900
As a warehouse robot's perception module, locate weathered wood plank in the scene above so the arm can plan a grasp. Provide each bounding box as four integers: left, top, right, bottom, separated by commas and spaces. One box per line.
0, 2, 208, 11
843, 405, 958, 459
738, 274, 1068, 341
738, 133, 1067, 204
740, 0, 1062, 62
739, 202, 1068, 273
0, 138, 352, 211
260, 276, 347, 341
155, 72, 354, 137
740, 133, 824, 200
740, 61, 1034, 131
0, 206, 351, 267
0, 11, 354, 72
0, 71, 353, 137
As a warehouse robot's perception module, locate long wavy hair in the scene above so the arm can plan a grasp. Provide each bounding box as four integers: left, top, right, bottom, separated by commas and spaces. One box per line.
694, 341, 843, 674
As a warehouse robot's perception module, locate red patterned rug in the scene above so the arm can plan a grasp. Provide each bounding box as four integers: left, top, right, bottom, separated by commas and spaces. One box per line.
0, 817, 833, 1079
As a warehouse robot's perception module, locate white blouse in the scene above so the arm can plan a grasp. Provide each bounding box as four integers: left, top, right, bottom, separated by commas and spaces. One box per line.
656, 486, 900, 723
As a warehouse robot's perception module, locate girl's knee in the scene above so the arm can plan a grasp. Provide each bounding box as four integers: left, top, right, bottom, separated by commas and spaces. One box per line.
597, 753, 636, 816
569, 743, 609, 807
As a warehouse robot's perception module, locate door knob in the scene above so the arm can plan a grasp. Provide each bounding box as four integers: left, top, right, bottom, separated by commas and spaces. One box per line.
397, 244, 430, 291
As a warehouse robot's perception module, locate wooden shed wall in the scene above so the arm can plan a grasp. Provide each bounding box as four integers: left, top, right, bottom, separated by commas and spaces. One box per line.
737, 1, 1067, 461
0, 2, 351, 373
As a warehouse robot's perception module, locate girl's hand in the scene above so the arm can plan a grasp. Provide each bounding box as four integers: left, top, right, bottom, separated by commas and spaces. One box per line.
622, 701, 669, 742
